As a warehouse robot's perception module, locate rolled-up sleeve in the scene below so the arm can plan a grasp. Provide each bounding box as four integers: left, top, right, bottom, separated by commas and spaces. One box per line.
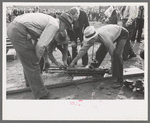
35, 23, 59, 60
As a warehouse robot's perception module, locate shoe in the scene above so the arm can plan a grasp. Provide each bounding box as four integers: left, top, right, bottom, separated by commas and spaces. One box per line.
37, 92, 53, 100
112, 78, 123, 89
128, 53, 136, 59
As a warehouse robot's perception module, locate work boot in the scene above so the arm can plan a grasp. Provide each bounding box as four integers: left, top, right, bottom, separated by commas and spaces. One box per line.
37, 92, 60, 100
37, 92, 52, 99
112, 78, 123, 89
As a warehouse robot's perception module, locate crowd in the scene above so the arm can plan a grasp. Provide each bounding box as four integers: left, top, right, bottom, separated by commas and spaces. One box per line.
7, 5, 144, 99
6, 6, 69, 22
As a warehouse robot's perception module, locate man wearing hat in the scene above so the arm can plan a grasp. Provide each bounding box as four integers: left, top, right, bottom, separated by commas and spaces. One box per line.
7, 12, 73, 99
69, 25, 129, 88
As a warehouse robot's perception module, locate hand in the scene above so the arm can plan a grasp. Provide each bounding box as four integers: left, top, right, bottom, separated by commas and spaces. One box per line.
71, 41, 77, 47
63, 61, 68, 67
69, 62, 75, 68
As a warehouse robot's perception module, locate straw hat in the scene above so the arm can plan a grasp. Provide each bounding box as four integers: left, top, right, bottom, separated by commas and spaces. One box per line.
83, 26, 98, 42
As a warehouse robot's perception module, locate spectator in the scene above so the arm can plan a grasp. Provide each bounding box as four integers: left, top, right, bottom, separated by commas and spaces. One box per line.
104, 6, 118, 24
131, 6, 144, 43
69, 7, 89, 66
120, 6, 138, 60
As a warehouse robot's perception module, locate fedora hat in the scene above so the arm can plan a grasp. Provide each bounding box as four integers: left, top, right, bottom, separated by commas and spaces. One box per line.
83, 26, 98, 42
54, 30, 69, 45
58, 13, 73, 30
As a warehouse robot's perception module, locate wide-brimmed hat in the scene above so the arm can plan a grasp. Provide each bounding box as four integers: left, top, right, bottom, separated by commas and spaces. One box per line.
58, 13, 73, 30
83, 26, 98, 42
54, 30, 69, 45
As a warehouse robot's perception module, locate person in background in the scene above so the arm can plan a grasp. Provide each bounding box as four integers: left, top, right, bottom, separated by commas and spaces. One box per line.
120, 6, 138, 60
104, 5, 118, 24
131, 6, 144, 43
7, 12, 73, 99
70, 25, 129, 89
69, 7, 89, 67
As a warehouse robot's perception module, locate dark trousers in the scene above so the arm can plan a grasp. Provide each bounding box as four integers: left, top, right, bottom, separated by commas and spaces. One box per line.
122, 19, 136, 60
95, 28, 128, 78
72, 28, 88, 65
131, 18, 144, 42
7, 21, 49, 99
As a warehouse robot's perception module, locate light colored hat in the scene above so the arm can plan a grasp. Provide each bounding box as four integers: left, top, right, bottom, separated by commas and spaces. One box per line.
83, 26, 97, 42
54, 30, 69, 45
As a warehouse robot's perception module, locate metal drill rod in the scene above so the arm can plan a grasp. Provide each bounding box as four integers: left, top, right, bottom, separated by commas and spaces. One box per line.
47, 67, 109, 76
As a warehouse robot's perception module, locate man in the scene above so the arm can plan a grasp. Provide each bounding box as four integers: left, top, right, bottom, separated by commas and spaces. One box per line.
69, 7, 89, 66
120, 6, 138, 60
104, 6, 118, 24
7, 12, 73, 99
131, 6, 144, 43
70, 25, 129, 88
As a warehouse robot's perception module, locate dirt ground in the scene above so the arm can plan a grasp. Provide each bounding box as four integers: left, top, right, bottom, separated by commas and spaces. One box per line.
6, 21, 145, 100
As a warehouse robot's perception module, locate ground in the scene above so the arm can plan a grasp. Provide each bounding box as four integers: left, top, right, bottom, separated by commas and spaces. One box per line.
6, 21, 145, 100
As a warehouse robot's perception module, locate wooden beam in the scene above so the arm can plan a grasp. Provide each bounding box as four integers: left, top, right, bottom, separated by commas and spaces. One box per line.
6, 67, 144, 95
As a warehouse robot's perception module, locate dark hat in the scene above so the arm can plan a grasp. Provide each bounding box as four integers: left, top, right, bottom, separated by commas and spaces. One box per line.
54, 30, 69, 44
58, 13, 73, 30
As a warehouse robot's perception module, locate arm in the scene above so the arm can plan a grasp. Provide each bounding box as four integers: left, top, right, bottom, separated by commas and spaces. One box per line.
47, 42, 58, 65
35, 23, 59, 61
70, 40, 94, 66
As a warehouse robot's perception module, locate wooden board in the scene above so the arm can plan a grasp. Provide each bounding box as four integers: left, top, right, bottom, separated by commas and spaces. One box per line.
7, 49, 17, 60
6, 67, 144, 94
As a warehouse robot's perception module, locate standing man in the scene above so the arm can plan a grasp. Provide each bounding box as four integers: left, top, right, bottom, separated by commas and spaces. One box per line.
131, 6, 144, 43
70, 25, 129, 88
120, 6, 138, 60
7, 12, 73, 99
69, 7, 89, 66
104, 6, 118, 24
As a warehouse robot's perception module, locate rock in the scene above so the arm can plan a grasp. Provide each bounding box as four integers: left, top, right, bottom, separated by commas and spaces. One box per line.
117, 95, 127, 100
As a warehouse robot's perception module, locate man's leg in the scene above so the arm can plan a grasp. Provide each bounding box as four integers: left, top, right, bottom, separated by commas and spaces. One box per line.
137, 19, 144, 42
72, 29, 79, 65
81, 43, 88, 66
95, 44, 108, 67
113, 39, 126, 79
122, 19, 136, 60
7, 23, 49, 99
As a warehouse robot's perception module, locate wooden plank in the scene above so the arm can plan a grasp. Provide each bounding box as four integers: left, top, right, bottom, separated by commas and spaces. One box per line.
6, 67, 144, 95
7, 49, 17, 60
